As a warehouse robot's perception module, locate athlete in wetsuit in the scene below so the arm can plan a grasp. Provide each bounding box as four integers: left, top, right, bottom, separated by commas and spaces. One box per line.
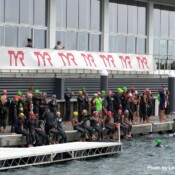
55, 112, 67, 143
15, 113, 33, 147
72, 111, 87, 141
90, 111, 103, 140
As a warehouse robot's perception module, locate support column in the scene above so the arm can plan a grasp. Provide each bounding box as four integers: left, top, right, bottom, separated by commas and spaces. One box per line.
168, 74, 175, 113
47, 0, 56, 48
55, 78, 65, 100
101, 0, 109, 52
100, 70, 108, 92
146, 2, 154, 55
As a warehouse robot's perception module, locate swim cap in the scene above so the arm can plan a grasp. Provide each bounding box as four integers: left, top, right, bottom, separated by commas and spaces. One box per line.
101, 90, 106, 95
30, 113, 36, 119
19, 103, 23, 107
56, 111, 61, 116
94, 93, 98, 97
82, 87, 86, 91
117, 88, 122, 92
34, 89, 40, 94
2, 89, 7, 95
107, 111, 112, 115
93, 111, 98, 115
123, 87, 128, 91
78, 91, 83, 95
156, 139, 162, 145
17, 90, 22, 96
108, 90, 112, 94
52, 94, 56, 98
66, 87, 71, 91
73, 111, 78, 116
14, 95, 19, 100
118, 109, 122, 114
18, 113, 24, 119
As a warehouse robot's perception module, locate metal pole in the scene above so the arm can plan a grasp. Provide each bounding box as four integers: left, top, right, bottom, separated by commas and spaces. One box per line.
154, 97, 159, 117
118, 123, 121, 143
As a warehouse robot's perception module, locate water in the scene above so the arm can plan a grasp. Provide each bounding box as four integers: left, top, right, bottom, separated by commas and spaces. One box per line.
2, 134, 175, 175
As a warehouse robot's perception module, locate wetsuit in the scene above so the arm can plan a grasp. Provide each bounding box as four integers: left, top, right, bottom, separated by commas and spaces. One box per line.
43, 110, 60, 143
79, 114, 95, 138
64, 92, 72, 121
33, 95, 41, 115
28, 119, 36, 144
0, 96, 10, 130
72, 117, 87, 139
48, 100, 57, 115
55, 117, 67, 143
35, 119, 50, 145
104, 115, 117, 137
77, 95, 86, 115
140, 94, 147, 122
15, 118, 32, 146
10, 100, 19, 133
90, 116, 103, 140
106, 94, 113, 112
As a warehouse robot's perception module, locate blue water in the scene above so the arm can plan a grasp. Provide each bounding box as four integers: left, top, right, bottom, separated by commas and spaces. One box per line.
1, 134, 175, 175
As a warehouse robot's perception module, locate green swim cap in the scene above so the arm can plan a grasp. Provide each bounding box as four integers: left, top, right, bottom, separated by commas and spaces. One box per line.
117, 88, 122, 92
123, 87, 128, 91
156, 139, 162, 145
34, 89, 40, 94
17, 91, 22, 96
101, 90, 106, 94
66, 87, 71, 91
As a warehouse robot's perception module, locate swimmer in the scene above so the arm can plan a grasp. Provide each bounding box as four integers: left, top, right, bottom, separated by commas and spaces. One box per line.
155, 139, 164, 148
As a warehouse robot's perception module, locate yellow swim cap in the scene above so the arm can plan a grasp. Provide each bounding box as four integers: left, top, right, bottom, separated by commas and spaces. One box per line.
56, 112, 61, 116
18, 113, 25, 119
73, 111, 78, 116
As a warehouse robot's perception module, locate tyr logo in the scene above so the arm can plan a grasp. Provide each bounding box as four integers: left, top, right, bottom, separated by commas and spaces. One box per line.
99, 54, 116, 67
34, 52, 53, 66
8, 50, 25, 66
119, 56, 132, 69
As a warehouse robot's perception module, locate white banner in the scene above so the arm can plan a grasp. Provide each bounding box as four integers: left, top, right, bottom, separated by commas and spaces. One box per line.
0, 47, 155, 72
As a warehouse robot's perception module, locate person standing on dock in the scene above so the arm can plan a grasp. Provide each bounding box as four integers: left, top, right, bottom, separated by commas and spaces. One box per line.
0, 90, 10, 132
64, 88, 74, 123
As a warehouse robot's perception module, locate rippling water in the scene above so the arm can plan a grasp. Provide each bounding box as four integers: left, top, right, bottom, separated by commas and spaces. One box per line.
2, 134, 175, 175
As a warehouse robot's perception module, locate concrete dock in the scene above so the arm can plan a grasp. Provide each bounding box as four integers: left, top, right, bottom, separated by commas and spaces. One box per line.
0, 116, 174, 147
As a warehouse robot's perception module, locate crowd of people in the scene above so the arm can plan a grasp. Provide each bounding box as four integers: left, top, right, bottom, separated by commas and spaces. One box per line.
0, 86, 169, 147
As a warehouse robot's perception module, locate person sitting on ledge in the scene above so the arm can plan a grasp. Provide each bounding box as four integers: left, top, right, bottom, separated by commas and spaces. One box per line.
15, 113, 33, 147
72, 111, 87, 142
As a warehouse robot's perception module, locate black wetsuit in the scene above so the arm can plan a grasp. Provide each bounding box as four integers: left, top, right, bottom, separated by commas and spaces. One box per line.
48, 100, 57, 115
28, 119, 36, 143
43, 111, 60, 142
35, 119, 50, 145
33, 95, 41, 115
106, 95, 113, 112
77, 95, 86, 115
15, 119, 32, 146
0, 96, 10, 130
79, 114, 95, 137
90, 116, 103, 140
104, 115, 116, 136
10, 100, 19, 132
55, 117, 67, 143
72, 117, 87, 138
64, 92, 72, 121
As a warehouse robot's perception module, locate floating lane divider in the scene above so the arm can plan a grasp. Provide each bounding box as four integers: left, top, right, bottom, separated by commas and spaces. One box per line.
0, 141, 122, 170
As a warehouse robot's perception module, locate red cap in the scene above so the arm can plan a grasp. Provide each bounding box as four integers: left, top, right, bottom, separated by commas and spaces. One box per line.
30, 113, 36, 119
118, 109, 122, 114
2, 89, 7, 95
107, 111, 112, 115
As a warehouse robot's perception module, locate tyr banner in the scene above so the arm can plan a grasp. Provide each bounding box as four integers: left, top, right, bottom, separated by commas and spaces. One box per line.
0, 47, 155, 72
